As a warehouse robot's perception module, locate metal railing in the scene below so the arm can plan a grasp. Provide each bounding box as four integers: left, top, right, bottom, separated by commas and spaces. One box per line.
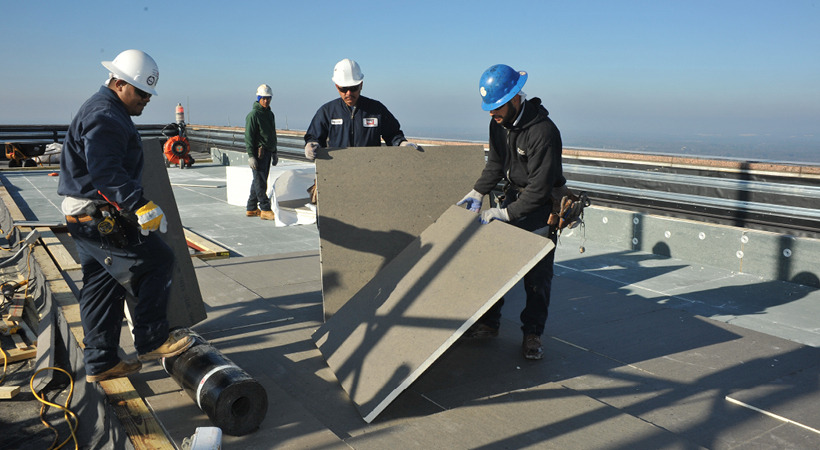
3, 124, 819, 237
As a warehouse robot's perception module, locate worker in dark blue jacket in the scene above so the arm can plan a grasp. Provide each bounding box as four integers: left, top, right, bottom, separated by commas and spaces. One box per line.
303, 58, 418, 159
58, 49, 193, 383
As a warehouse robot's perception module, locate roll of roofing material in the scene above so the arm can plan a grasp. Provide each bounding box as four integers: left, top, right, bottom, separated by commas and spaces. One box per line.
162, 331, 268, 436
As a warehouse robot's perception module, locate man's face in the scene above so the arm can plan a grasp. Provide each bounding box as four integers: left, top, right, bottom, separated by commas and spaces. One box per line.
259, 96, 271, 108
490, 99, 517, 126
114, 80, 151, 116
336, 83, 362, 107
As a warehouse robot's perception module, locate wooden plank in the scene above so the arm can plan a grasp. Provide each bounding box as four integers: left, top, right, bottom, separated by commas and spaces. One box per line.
184, 228, 230, 260
11, 333, 30, 350
102, 378, 176, 450
0, 346, 37, 364
36, 227, 81, 271
0, 385, 21, 399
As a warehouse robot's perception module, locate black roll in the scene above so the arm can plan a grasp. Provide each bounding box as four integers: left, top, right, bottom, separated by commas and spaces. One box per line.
162, 332, 268, 436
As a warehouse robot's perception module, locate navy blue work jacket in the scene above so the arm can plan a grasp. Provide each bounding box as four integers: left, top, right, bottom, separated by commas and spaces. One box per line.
58, 86, 148, 212
304, 96, 406, 148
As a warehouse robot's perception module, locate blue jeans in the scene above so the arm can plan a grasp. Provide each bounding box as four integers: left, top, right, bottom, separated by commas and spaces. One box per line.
247, 150, 274, 211
67, 218, 174, 375
479, 198, 557, 336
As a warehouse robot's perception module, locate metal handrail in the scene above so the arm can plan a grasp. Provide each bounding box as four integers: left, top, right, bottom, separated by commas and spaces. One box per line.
3, 124, 818, 236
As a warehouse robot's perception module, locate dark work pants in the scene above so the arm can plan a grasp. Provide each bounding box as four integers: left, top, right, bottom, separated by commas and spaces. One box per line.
479, 200, 557, 336
67, 219, 174, 375
247, 150, 273, 212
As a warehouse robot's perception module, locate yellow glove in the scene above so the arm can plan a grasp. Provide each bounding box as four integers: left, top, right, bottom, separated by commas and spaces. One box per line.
135, 201, 168, 235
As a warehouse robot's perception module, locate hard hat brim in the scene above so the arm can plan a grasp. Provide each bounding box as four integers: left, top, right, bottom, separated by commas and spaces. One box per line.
102, 61, 159, 96
481, 72, 527, 111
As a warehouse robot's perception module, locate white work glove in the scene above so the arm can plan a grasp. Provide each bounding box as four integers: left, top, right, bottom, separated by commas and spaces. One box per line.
400, 140, 420, 150
456, 189, 484, 213
135, 201, 168, 235
248, 156, 258, 170
305, 142, 319, 160
480, 208, 509, 224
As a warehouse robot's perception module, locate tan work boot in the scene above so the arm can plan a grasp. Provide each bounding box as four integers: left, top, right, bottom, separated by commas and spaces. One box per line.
139, 330, 194, 361
260, 210, 275, 220
86, 359, 142, 383
246, 209, 261, 217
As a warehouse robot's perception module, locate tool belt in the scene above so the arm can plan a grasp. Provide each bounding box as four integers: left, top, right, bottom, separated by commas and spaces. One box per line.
547, 185, 591, 233
65, 204, 112, 223
66, 204, 130, 247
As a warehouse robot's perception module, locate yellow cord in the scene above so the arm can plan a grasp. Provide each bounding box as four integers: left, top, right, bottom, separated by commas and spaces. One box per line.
30, 366, 80, 450
0, 346, 7, 385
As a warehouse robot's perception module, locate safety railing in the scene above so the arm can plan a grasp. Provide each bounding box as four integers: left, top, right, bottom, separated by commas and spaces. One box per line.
3, 124, 818, 237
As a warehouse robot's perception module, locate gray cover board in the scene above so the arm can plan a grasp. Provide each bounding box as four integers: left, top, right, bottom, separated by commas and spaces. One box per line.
142, 139, 207, 327
314, 144, 486, 319
313, 205, 554, 422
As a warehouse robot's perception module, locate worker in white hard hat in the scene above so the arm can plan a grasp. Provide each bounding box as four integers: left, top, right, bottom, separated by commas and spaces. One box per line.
58, 49, 193, 383
303, 58, 419, 161
244, 84, 278, 220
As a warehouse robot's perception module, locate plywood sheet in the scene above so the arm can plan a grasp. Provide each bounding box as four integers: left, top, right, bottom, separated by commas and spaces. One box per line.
315, 144, 486, 319
142, 139, 207, 328
313, 206, 554, 422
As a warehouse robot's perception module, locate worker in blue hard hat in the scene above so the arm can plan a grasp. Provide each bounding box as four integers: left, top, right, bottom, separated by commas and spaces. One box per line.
457, 64, 568, 361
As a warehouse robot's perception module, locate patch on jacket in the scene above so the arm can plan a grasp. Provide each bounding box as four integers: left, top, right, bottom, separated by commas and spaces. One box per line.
364, 118, 379, 127
331, 119, 343, 125
517, 147, 526, 155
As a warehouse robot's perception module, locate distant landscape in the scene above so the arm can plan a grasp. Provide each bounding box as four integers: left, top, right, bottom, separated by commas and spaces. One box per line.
412, 126, 819, 165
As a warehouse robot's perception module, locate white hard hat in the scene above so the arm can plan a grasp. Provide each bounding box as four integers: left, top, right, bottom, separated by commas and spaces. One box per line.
256, 84, 272, 97
332, 58, 364, 87
102, 49, 159, 95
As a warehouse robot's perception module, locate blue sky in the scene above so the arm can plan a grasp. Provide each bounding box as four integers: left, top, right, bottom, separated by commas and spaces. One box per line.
2, 1, 819, 159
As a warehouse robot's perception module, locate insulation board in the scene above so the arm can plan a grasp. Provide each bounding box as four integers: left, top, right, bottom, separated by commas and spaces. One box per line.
313, 205, 555, 422
315, 144, 486, 319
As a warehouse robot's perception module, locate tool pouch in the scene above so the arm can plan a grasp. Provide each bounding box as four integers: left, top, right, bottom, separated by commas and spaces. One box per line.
548, 185, 591, 233
92, 207, 130, 248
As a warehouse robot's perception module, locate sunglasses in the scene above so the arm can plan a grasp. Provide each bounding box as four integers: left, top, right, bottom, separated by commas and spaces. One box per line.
337, 84, 361, 93
133, 85, 152, 99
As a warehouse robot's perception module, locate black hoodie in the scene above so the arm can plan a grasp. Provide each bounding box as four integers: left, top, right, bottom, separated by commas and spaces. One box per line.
473, 97, 566, 221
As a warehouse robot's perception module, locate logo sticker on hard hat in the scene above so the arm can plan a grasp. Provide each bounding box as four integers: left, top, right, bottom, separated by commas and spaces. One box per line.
480, 87, 487, 97
147, 76, 156, 86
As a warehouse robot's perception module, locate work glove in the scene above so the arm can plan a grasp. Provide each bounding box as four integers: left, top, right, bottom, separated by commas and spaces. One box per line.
135, 201, 168, 235
480, 207, 509, 224
400, 140, 420, 150
271, 151, 279, 166
249, 156, 258, 170
456, 189, 484, 213
305, 142, 319, 160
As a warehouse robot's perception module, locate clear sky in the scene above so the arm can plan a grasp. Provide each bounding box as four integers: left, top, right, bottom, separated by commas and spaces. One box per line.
2, 1, 819, 160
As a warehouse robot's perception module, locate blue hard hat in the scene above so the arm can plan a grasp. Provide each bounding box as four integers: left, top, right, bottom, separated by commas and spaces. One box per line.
479, 64, 528, 111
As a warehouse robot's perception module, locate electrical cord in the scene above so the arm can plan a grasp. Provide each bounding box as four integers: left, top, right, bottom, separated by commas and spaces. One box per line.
30, 366, 79, 450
